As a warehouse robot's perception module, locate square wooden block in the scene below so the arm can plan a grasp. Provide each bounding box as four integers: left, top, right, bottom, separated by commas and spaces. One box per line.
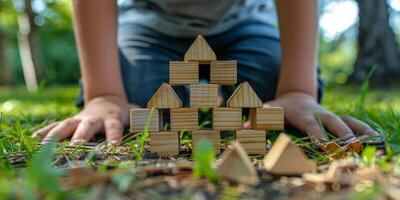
171, 108, 198, 132
210, 60, 237, 85
169, 61, 199, 86
130, 108, 159, 132
192, 130, 220, 153
236, 130, 266, 154
150, 132, 180, 156
250, 107, 284, 130
213, 108, 242, 130
190, 84, 219, 108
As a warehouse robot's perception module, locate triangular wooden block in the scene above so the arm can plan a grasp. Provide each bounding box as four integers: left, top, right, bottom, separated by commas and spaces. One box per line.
264, 133, 316, 175
216, 141, 259, 185
184, 35, 216, 63
227, 82, 263, 108
147, 83, 182, 109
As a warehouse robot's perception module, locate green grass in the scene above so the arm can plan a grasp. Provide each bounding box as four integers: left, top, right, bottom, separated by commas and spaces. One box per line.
0, 84, 400, 198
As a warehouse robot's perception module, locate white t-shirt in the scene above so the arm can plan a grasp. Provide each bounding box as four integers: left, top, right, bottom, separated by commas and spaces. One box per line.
118, 0, 277, 37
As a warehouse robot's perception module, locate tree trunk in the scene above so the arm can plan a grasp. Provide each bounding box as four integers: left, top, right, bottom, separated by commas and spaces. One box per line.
17, 0, 39, 91
350, 0, 400, 85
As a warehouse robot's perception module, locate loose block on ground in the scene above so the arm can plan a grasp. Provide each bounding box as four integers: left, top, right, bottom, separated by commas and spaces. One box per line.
227, 82, 263, 108
147, 83, 182, 109
184, 35, 216, 64
130, 108, 159, 132
217, 141, 259, 185
264, 134, 316, 175
192, 130, 220, 153
213, 108, 242, 130
236, 130, 266, 154
149, 132, 180, 156
190, 84, 219, 108
169, 61, 199, 85
210, 60, 237, 85
250, 107, 284, 130
170, 108, 198, 131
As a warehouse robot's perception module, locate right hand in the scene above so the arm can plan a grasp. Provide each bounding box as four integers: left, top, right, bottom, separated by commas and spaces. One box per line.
33, 95, 137, 145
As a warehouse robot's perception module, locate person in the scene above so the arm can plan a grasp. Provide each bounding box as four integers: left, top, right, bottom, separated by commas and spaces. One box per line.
34, 0, 376, 145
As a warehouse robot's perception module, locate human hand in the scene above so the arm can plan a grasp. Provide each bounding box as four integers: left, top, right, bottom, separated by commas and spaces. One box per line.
244, 92, 376, 141
33, 95, 137, 145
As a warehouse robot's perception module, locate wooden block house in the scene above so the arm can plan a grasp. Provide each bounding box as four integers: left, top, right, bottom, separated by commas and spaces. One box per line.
130, 35, 285, 156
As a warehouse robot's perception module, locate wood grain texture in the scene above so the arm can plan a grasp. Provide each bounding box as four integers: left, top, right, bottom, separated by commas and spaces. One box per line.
150, 132, 180, 156
236, 129, 266, 154
147, 83, 182, 109
210, 60, 237, 85
250, 107, 284, 130
169, 61, 199, 86
263, 134, 316, 175
184, 35, 216, 64
130, 108, 159, 132
217, 141, 259, 185
190, 84, 219, 108
192, 130, 220, 153
170, 108, 198, 131
213, 108, 242, 130
227, 82, 263, 108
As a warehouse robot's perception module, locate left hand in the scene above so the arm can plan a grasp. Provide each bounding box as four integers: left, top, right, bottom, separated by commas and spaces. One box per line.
244, 92, 377, 141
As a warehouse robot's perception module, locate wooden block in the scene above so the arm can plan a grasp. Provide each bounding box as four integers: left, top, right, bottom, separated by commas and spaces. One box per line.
169, 61, 199, 86
190, 84, 219, 108
236, 130, 266, 154
210, 60, 237, 85
147, 83, 182, 109
149, 132, 180, 156
217, 141, 259, 185
184, 35, 216, 64
170, 108, 198, 132
130, 108, 159, 132
263, 133, 316, 175
213, 108, 242, 130
192, 130, 220, 153
250, 107, 284, 130
317, 141, 342, 155
227, 82, 263, 108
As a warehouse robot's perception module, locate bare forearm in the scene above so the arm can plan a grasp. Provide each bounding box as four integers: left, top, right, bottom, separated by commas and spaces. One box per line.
72, 0, 126, 102
275, 0, 318, 98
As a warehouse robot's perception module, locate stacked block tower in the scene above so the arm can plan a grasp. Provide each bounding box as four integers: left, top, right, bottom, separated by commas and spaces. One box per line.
130, 35, 284, 155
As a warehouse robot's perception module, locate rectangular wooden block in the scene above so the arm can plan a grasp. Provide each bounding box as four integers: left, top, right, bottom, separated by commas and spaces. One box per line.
170, 108, 198, 132
190, 84, 219, 108
236, 130, 266, 154
169, 61, 199, 86
150, 132, 180, 156
210, 60, 237, 85
192, 130, 220, 153
213, 108, 242, 131
250, 107, 284, 130
130, 108, 159, 132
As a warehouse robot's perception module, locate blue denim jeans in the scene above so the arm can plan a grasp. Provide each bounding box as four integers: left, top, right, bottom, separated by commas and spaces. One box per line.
77, 22, 323, 107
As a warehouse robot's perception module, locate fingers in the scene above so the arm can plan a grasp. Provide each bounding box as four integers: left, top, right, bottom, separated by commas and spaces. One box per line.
243, 121, 251, 129
340, 116, 377, 136
104, 118, 123, 144
301, 116, 326, 141
70, 118, 102, 145
319, 113, 354, 139
32, 122, 60, 140
43, 118, 80, 142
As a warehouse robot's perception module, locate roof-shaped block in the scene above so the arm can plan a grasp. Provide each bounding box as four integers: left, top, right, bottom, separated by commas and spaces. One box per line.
147, 83, 182, 109
184, 35, 216, 64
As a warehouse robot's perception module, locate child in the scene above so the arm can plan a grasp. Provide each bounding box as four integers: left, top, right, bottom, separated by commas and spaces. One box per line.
34, 0, 376, 145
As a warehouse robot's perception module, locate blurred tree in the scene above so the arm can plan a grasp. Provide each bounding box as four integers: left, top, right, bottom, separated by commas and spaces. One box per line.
16, 0, 40, 91
350, 0, 400, 85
